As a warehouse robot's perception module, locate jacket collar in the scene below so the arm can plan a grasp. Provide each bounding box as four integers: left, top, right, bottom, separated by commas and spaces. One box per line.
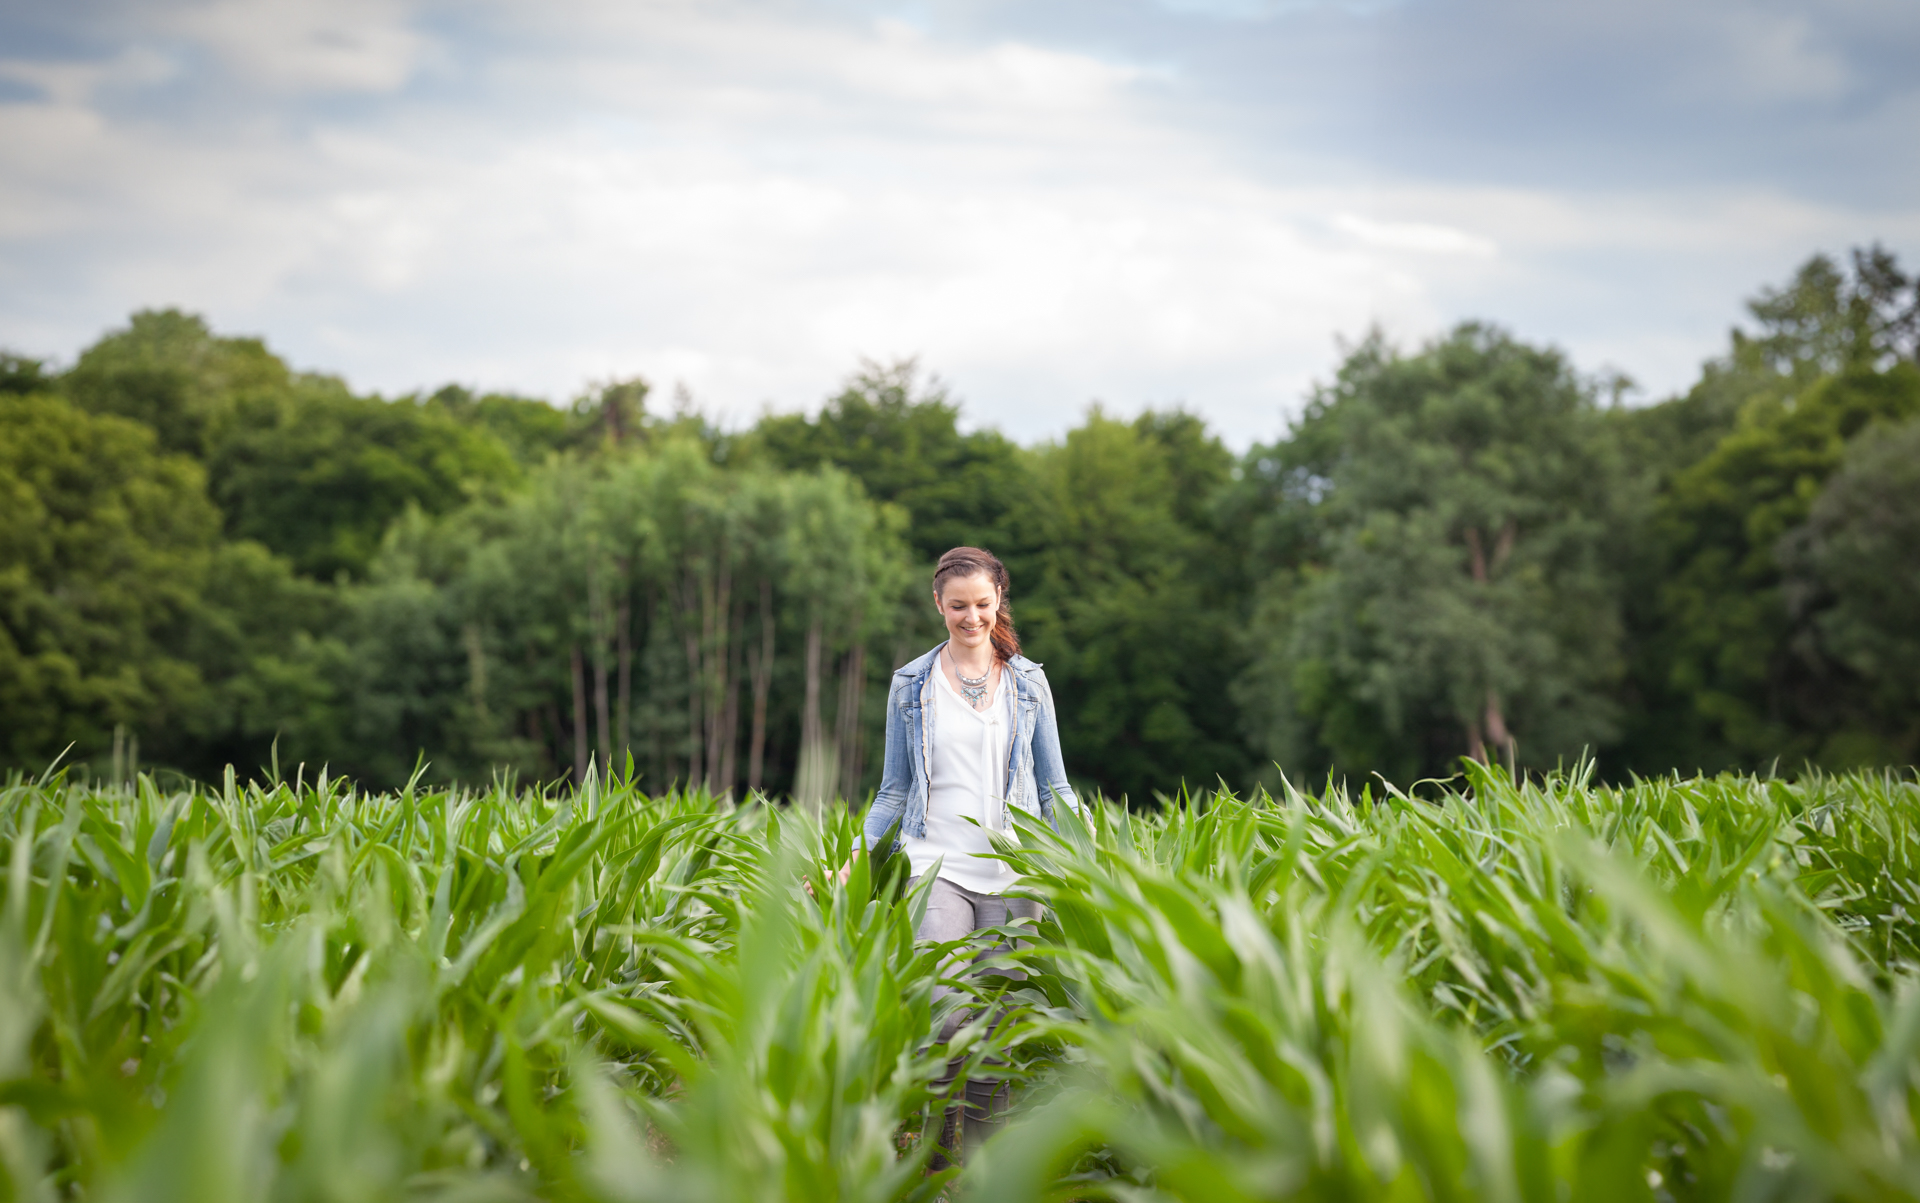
895, 641, 1042, 681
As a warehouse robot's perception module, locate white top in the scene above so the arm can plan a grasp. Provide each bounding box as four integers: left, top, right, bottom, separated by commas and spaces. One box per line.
904, 659, 1015, 894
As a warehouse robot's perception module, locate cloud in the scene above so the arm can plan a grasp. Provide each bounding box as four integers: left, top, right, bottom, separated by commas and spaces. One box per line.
1715, 11, 1851, 103
167, 0, 426, 92
0, 0, 1915, 448
1332, 214, 1495, 257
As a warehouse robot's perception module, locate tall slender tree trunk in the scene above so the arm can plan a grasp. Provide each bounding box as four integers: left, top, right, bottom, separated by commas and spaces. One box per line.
593, 655, 612, 778
1484, 691, 1514, 769
836, 641, 868, 803
528, 705, 551, 775
1462, 520, 1520, 767
463, 624, 490, 728
797, 615, 833, 808
718, 600, 742, 796
704, 552, 733, 789
590, 566, 613, 778
803, 617, 824, 747
616, 574, 632, 774
570, 643, 590, 785
748, 578, 775, 793
681, 573, 705, 791
646, 590, 664, 783
529, 647, 559, 776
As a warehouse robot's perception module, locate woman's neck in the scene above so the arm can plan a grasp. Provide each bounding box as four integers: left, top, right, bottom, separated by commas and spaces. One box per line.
946, 641, 995, 678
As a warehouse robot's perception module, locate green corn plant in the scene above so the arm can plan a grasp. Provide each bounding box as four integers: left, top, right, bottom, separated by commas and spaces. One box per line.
985, 801, 1561, 1202
987, 767, 1920, 1201
575, 807, 972, 1202
2, 764, 1917, 1202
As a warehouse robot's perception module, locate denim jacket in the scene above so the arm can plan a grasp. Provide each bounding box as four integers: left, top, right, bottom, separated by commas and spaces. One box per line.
862, 643, 1080, 850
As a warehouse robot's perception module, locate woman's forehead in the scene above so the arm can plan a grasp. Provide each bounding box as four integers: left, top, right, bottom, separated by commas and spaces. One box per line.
937, 571, 997, 599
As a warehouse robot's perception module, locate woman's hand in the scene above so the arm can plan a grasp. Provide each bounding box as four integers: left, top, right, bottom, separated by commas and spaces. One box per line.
803, 859, 854, 898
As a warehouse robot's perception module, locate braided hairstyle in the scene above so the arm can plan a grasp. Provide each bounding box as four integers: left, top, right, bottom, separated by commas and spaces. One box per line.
932, 546, 1019, 663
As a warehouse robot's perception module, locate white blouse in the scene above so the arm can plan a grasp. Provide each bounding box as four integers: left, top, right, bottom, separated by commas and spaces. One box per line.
904, 660, 1015, 894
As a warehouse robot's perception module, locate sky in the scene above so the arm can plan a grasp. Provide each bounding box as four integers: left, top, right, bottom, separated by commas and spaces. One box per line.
2, 0, 1917, 446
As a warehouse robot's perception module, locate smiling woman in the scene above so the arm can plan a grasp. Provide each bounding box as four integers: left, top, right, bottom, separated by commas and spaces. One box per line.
860, 545, 1078, 1169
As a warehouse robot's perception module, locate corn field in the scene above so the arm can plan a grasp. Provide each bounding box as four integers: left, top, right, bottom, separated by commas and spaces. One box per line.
2, 762, 1917, 1202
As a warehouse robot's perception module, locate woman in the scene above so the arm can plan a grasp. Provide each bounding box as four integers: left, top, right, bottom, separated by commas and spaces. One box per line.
863, 546, 1079, 1167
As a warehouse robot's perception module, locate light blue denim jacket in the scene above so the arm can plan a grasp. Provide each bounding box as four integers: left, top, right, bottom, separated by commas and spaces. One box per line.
862, 643, 1080, 851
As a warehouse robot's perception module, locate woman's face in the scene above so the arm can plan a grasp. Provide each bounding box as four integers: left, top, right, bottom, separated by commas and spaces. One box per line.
936, 572, 998, 654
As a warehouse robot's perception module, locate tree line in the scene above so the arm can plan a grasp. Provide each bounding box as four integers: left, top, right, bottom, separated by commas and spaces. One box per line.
3, 247, 1916, 798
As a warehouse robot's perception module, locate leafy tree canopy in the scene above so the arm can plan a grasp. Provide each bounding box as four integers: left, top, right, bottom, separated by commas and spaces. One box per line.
1233, 324, 1629, 784
1, 353, 52, 395
56, 309, 545, 581
1020, 407, 1247, 800
206, 379, 524, 580
751, 361, 1028, 566
1651, 361, 1920, 769
1777, 416, 1920, 765
8, 248, 1918, 793
1613, 245, 1920, 494
423, 384, 574, 464
0, 391, 217, 765
0, 390, 335, 776
1738, 243, 1919, 380
64, 308, 292, 456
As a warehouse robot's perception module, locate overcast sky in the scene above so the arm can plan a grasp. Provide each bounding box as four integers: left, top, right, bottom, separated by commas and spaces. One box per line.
2, 0, 1917, 445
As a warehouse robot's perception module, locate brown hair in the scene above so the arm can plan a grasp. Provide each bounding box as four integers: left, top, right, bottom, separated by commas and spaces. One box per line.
933, 546, 1020, 663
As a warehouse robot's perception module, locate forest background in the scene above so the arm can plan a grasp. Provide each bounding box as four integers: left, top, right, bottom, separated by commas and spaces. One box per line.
3, 246, 1918, 802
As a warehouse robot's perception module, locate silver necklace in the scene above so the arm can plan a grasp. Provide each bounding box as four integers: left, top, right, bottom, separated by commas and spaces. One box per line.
954, 661, 991, 708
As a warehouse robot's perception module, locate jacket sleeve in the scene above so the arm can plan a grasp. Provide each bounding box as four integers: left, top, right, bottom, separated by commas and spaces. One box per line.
863, 673, 910, 847
1027, 666, 1081, 821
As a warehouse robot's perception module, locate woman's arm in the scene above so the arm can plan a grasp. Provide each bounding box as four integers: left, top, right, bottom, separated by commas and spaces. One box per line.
1027, 667, 1080, 821
862, 673, 911, 846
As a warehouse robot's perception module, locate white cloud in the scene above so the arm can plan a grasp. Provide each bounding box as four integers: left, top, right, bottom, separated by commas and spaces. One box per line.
168, 0, 426, 92
1, 0, 1916, 446
0, 47, 177, 107
1332, 214, 1496, 256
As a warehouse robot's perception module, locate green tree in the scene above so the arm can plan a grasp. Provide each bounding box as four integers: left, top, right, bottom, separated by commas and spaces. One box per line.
206, 379, 523, 580
0, 392, 215, 769
568, 378, 654, 449
1, 353, 52, 395
1616, 248, 1920, 773
0, 391, 336, 778
1777, 417, 1920, 765
423, 384, 573, 464
751, 361, 1027, 565
62, 310, 528, 581
1233, 325, 1628, 784
1019, 408, 1248, 800
178, 540, 346, 775
336, 440, 913, 794
63, 309, 292, 456
1612, 245, 1919, 501
1649, 365, 1920, 770
1739, 244, 1918, 379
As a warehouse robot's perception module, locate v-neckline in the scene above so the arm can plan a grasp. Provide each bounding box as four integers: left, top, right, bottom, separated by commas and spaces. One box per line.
935, 653, 1001, 718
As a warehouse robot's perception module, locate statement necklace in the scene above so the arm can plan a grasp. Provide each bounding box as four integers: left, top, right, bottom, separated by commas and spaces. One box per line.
953, 658, 991, 708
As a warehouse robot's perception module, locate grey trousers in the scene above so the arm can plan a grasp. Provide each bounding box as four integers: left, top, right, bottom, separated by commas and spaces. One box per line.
912, 875, 1042, 1159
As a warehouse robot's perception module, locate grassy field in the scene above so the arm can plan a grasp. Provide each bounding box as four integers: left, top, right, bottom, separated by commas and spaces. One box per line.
2, 762, 1917, 1201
